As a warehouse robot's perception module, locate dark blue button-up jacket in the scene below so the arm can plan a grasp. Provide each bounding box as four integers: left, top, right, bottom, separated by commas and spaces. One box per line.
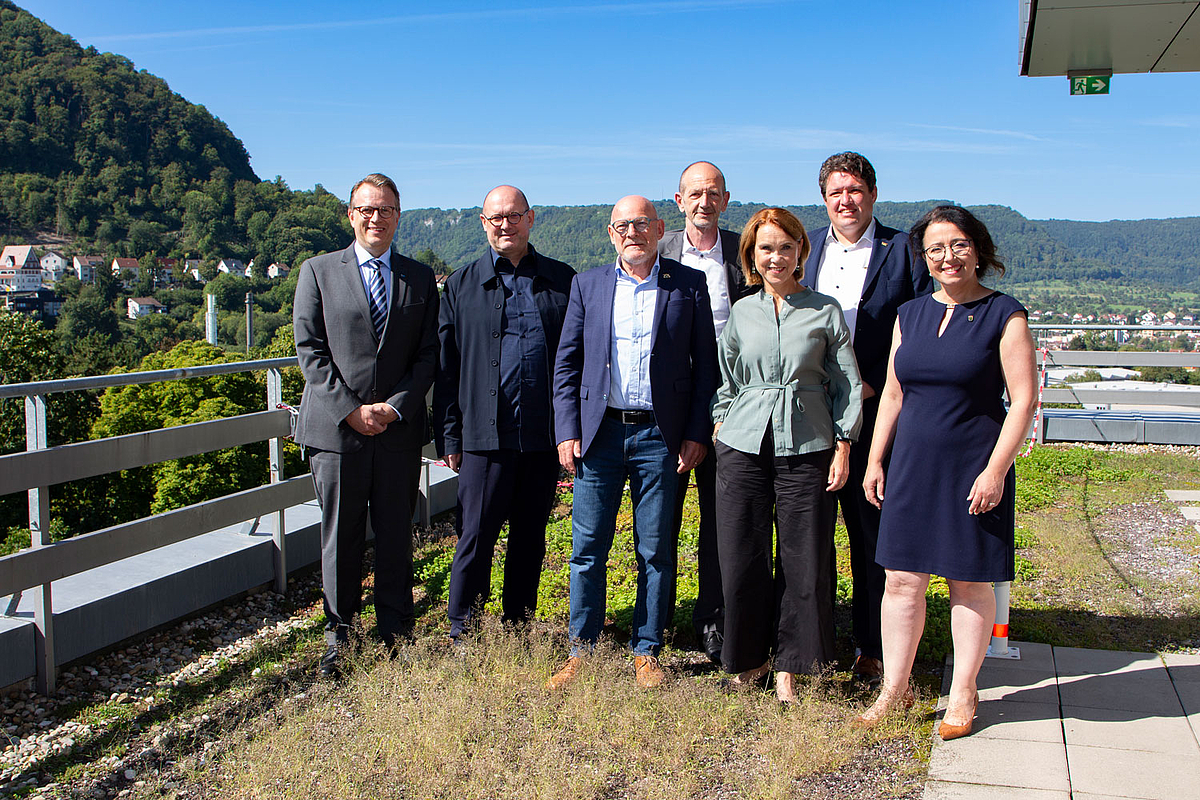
434, 245, 576, 455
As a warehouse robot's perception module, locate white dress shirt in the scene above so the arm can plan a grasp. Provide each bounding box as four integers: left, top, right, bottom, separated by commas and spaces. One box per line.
609, 258, 660, 411
679, 232, 731, 338
814, 219, 876, 344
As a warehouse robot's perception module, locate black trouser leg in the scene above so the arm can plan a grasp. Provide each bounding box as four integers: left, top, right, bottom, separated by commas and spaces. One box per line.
836, 397, 884, 660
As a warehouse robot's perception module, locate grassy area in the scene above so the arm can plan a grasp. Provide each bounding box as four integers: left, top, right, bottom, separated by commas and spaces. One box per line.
10, 444, 1200, 799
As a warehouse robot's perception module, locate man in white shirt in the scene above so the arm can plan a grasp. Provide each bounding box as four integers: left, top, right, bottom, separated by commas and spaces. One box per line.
801, 152, 932, 686
658, 162, 755, 664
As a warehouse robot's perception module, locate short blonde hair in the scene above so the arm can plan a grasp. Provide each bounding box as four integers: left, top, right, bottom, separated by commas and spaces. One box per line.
738, 207, 810, 286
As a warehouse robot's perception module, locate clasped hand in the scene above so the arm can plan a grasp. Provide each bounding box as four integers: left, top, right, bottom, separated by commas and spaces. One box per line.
345, 403, 398, 436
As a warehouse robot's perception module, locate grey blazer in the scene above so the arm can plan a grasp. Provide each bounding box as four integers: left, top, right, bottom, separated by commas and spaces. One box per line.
293, 244, 439, 453
658, 228, 755, 308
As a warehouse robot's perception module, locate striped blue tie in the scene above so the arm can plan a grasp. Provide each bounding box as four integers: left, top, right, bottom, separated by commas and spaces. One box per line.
367, 258, 387, 337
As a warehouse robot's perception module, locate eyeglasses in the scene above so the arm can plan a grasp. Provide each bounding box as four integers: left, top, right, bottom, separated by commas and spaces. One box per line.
353, 205, 398, 220
610, 217, 655, 236
923, 239, 973, 263
483, 210, 530, 226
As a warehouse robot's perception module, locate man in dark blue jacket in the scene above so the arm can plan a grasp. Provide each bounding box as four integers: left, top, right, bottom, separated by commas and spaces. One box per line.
801, 152, 933, 686
547, 195, 718, 690
434, 185, 576, 640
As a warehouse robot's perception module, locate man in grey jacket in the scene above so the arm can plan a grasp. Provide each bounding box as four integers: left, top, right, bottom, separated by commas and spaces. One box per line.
293, 173, 439, 677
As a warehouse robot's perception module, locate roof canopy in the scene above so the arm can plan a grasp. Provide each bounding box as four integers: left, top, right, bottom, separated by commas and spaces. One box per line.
1020, 0, 1200, 76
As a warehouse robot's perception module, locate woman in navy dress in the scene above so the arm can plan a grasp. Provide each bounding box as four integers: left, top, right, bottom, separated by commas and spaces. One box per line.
856, 206, 1037, 739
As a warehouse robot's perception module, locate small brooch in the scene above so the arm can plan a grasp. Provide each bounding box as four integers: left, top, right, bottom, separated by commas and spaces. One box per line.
967, 315, 974, 322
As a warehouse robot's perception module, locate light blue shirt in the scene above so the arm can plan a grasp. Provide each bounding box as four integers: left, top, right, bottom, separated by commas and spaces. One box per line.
608, 259, 660, 411
353, 242, 392, 309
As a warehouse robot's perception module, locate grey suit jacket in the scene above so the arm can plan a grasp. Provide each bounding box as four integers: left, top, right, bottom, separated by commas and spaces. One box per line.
658, 227, 755, 309
293, 244, 439, 453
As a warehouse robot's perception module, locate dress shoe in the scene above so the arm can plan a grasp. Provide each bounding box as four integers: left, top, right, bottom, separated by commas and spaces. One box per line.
318, 643, 343, 680
633, 655, 666, 689
701, 630, 724, 665
852, 655, 885, 688
938, 691, 979, 740
545, 656, 583, 691
852, 683, 915, 728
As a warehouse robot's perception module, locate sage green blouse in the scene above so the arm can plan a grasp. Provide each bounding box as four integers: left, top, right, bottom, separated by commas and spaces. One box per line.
713, 288, 863, 456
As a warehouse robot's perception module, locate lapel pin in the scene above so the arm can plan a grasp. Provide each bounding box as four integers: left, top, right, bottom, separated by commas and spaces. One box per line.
967, 315, 974, 322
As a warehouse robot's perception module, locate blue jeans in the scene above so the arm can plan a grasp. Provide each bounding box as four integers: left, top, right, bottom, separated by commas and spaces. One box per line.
569, 415, 680, 656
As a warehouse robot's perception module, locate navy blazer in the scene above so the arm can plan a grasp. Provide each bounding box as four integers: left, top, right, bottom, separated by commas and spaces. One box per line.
658, 228, 756, 307
802, 221, 932, 393
433, 246, 576, 455
553, 258, 719, 458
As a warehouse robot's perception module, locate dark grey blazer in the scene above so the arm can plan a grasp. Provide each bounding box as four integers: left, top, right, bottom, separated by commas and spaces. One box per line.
658, 227, 756, 308
293, 244, 439, 453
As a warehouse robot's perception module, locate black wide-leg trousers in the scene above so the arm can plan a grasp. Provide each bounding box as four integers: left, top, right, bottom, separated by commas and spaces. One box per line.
716, 434, 836, 675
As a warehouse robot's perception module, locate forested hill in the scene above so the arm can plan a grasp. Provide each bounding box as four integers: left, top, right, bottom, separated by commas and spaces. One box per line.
0, 1, 260, 235
3, 1, 1198, 289
397, 200, 1138, 286
1036, 217, 1200, 287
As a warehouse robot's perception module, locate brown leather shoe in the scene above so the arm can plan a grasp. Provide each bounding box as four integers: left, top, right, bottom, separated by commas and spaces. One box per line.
852, 655, 885, 688
852, 683, 915, 729
633, 655, 666, 689
938, 691, 979, 740
545, 656, 583, 691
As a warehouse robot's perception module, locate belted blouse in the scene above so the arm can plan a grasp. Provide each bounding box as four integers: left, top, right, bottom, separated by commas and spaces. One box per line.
712, 288, 863, 456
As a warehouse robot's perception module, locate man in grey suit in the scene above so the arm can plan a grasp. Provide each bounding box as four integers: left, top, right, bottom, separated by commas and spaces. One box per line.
293, 173, 439, 677
658, 161, 754, 664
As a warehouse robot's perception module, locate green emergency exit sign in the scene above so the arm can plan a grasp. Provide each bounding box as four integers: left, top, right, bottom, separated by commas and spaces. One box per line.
1070, 76, 1110, 95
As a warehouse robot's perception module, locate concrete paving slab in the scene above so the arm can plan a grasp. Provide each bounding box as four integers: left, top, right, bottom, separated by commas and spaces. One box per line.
928, 736, 1069, 792
949, 640, 1055, 673
1179, 506, 1200, 521
969, 699, 1064, 742
1062, 705, 1199, 754
1164, 489, 1200, 502
1066, 745, 1200, 799
1163, 652, 1200, 681
1053, 647, 1167, 679
1175, 681, 1200, 747
1057, 673, 1184, 715
1073, 795, 1153, 800
923, 781, 1068, 799
969, 663, 1060, 706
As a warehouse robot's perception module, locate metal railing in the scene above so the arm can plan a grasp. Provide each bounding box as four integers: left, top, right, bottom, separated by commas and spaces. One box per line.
1028, 324, 1200, 441
0, 357, 305, 694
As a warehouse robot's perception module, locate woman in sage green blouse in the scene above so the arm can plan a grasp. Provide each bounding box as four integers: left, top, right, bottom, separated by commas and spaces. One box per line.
712, 207, 863, 703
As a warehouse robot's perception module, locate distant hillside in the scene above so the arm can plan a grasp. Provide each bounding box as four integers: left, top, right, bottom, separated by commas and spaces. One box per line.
4, 1, 1198, 291
0, 1, 258, 240
1036, 217, 1200, 286
397, 200, 1132, 286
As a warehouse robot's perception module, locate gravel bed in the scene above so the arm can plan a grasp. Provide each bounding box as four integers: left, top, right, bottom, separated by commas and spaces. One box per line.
0, 573, 324, 799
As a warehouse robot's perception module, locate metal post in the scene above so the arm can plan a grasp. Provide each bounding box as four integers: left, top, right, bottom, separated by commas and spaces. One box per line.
266, 368, 287, 594
26, 395, 55, 693
986, 581, 1020, 660
245, 292, 254, 353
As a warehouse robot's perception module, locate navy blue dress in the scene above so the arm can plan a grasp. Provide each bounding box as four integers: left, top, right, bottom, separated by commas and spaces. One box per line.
876, 291, 1026, 582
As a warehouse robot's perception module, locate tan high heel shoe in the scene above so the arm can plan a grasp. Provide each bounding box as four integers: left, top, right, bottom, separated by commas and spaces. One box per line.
853, 683, 915, 728
938, 691, 979, 740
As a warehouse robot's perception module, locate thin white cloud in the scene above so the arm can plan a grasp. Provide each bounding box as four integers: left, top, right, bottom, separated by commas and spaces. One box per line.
83, 0, 783, 43
905, 123, 1046, 142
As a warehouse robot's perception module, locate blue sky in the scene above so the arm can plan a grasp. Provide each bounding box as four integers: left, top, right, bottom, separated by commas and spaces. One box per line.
17, 0, 1200, 221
